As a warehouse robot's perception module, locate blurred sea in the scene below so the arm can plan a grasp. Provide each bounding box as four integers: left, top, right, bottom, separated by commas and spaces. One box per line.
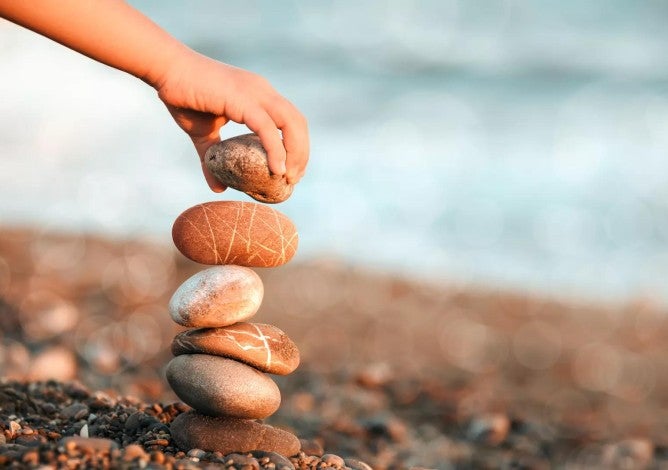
1, 1, 668, 302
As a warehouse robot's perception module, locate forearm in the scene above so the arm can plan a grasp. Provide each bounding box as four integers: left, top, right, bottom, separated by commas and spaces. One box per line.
1, 0, 309, 185
0, 0, 185, 87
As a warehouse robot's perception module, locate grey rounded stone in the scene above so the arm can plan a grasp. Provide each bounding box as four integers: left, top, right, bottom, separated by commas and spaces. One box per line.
205, 134, 294, 204
169, 266, 263, 328
171, 411, 300, 457
344, 458, 374, 470
224, 454, 260, 470
166, 355, 280, 419
321, 454, 345, 467
252, 450, 296, 469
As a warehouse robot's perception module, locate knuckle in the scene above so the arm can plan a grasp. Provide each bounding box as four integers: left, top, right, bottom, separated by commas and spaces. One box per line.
248, 73, 272, 91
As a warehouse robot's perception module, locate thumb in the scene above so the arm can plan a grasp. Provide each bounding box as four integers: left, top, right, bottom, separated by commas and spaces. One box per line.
192, 135, 227, 193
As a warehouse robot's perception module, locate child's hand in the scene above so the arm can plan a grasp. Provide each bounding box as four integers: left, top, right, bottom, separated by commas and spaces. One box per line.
156, 52, 309, 193
0, 0, 309, 193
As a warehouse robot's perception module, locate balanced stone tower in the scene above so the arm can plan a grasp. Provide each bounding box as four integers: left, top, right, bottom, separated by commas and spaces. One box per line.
166, 134, 301, 457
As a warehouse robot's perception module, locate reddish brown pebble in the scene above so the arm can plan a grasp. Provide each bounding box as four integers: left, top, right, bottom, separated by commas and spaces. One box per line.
171, 411, 300, 457
169, 266, 263, 328
322, 454, 345, 467
172, 201, 298, 267
467, 413, 510, 446
144, 439, 169, 446
171, 323, 300, 375
205, 133, 294, 204
166, 355, 280, 419
59, 436, 119, 454
123, 444, 148, 461
299, 439, 324, 457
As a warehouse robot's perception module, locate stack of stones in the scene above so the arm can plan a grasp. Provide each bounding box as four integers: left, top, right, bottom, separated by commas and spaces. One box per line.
166, 134, 302, 457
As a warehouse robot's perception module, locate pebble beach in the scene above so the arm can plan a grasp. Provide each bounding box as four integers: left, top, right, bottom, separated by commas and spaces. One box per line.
2, 2, 668, 469
1, 226, 667, 469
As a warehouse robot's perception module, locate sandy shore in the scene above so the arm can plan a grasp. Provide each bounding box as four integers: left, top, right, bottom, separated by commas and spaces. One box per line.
1, 226, 666, 468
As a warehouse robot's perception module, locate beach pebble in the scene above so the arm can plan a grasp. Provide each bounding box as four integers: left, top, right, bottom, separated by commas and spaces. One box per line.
169, 266, 263, 328
61, 403, 89, 421
59, 436, 119, 454
122, 444, 148, 462
344, 458, 374, 470
298, 439, 324, 457
603, 438, 654, 468
186, 448, 207, 459
321, 453, 345, 467
172, 201, 298, 267
225, 453, 261, 469
205, 134, 294, 204
251, 450, 295, 469
171, 411, 300, 457
166, 355, 280, 419
171, 323, 300, 375
466, 413, 510, 446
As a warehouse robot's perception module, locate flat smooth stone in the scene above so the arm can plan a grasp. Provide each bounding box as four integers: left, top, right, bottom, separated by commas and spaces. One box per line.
205, 134, 294, 204
169, 266, 263, 328
166, 355, 280, 419
170, 411, 300, 457
172, 201, 298, 267
171, 322, 300, 375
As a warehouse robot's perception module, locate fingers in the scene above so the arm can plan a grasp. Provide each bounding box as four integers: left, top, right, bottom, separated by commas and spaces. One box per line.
242, 107, 287, 176
191, 134, 227, 193
201, 160, 227, 193
163, 102, 229, 193
281, 122, 309, 184
265, 97, 309, 185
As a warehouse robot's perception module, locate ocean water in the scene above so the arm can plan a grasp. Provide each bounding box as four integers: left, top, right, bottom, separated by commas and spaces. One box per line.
1, 1, 668, 302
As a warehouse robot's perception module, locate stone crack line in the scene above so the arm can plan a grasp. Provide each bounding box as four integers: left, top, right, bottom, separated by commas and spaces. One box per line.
182, 215, 216, 257
255, 208, 290, 265
222, 203, 241, 263
204, 203, 270, 265
177, 328, 278, 367
274, 208, 287, 265
251, 323, 272, 369
199, 204, 220, 264
246, 203, 257, 254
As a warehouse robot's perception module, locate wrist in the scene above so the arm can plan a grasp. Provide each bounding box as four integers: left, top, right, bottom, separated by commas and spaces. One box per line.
141, 41, 193, 90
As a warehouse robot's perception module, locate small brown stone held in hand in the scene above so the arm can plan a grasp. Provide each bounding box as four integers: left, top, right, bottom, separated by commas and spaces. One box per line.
172, 201, 298, 267
171, 411, 301, 457
171, 322, 300, 375
205, 133, 294, 203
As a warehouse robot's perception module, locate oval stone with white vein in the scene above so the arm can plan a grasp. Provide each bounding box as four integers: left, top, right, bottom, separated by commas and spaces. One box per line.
172, 201, 298, 267
171, 323, 300, 375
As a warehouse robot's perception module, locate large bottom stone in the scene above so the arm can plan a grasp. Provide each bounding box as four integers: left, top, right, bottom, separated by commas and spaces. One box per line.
170, 411, 301, 457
